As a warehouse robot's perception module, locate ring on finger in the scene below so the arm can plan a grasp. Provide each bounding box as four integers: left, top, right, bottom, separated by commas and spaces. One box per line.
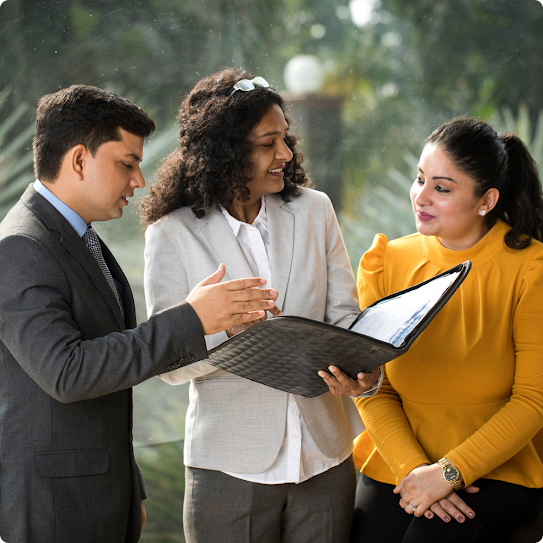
408, 503, 417, 511
401, 498, 409, 504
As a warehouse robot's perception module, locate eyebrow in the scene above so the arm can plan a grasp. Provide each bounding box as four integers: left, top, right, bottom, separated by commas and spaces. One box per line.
418, 166, 457, 184
122, 153, 142, 162
257, 131, 281, 138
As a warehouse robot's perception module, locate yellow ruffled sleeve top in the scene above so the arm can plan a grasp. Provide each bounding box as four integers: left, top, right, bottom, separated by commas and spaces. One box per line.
354, 219, 543, 488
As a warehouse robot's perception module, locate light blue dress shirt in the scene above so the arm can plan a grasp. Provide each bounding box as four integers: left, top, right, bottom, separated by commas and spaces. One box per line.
33, 180, 124, 312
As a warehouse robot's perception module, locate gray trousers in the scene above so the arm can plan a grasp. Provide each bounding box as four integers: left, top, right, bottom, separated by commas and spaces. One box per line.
184, 456, 356, 543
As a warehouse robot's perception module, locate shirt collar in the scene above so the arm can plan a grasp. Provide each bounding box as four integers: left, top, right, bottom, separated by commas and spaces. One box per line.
221, 197, 269, 237
33, 179, 88, 237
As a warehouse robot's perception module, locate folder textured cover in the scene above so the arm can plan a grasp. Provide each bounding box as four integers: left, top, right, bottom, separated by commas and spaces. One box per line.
204, 261, 471, 398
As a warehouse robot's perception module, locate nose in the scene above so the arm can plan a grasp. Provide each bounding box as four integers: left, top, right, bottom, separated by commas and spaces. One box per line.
412, 180, 429, 207
131, 166, 145, 189
276, 140, 293, 162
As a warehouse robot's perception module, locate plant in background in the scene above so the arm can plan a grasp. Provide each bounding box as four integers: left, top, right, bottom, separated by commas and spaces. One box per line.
490, 103, 543, 167
340, 152, 417, 268
0, 88, 35, 220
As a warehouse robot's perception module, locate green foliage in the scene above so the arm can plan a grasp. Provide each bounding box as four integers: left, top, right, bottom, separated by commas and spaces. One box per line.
0, 88, 34, 219
490, 104, 543, 168
135, 441, 186, 543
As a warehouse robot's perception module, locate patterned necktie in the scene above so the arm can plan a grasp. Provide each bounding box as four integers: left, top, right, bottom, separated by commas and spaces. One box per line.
82, 225, 122, 312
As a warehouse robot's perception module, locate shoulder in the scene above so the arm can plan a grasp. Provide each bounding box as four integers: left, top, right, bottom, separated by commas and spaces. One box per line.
273, 187, 332, 211
146, 206, 204, 238
363, 231, 424, 266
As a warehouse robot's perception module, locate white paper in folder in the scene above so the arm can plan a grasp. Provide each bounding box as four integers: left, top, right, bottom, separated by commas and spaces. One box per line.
350, 271, 460, 347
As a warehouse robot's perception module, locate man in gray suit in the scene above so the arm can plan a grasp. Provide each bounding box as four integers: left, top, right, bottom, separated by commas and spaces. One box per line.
0, 85, 277, 543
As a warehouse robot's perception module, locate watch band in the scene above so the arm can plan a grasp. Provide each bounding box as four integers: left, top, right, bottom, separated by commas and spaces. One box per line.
438, 457, 462, 489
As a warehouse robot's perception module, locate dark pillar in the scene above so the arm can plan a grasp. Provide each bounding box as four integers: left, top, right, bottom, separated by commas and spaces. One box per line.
286, 94, 343, 210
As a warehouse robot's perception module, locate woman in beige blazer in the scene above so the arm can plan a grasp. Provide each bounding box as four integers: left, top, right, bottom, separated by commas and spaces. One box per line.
140, 67, 381, 543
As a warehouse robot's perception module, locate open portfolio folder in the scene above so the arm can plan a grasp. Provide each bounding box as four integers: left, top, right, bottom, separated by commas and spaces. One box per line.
202, 261, 472, 398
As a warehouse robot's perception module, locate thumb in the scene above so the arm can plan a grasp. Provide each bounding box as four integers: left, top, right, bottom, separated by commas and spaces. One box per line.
464, 484, 480, 494
199, 263, 226, 286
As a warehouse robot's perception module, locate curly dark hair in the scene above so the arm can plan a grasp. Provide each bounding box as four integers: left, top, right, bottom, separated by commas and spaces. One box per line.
139, 67, 311, 227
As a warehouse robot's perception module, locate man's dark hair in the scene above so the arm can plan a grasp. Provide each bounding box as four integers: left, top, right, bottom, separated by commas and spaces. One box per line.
33, 85, 155, 181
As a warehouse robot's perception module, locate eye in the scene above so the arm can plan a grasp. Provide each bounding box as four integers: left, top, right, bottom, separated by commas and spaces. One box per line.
415, 176, 424, 185
436, 185, 450, 193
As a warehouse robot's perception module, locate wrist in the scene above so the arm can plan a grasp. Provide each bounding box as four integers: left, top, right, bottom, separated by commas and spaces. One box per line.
438, 457, 463, 489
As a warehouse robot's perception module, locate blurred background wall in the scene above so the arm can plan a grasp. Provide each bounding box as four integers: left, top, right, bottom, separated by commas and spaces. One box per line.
1, 1, 543, 540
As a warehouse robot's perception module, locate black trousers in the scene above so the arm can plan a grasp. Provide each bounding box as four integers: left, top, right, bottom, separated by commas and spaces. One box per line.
351, 475, 543, 543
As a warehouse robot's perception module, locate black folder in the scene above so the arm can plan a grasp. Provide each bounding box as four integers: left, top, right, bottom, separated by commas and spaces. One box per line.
205, 261, 471, 398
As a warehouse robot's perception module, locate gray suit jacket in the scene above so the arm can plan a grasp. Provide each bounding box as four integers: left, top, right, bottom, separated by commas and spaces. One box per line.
0, 187, 208, 543
144, 188, 365, 473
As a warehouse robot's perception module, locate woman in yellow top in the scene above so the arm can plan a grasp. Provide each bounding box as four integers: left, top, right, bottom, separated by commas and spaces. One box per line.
322, 117, 543, 542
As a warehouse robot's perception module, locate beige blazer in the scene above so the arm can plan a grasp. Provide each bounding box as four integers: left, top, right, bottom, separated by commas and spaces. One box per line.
144, 188, 364, 473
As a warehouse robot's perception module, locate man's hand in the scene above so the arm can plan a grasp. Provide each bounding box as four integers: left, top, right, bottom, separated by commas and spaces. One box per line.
226, 306, 283, 338
318, 365, 381, 397
186, 264, 278, 335
141, 501, 146, 532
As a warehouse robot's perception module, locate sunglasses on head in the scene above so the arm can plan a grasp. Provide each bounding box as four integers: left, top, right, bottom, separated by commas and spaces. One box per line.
230, 76, 269, 96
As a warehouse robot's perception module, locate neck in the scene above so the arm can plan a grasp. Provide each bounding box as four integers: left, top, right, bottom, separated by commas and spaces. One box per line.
225, 196, 262, 224
438, 224, 490, 251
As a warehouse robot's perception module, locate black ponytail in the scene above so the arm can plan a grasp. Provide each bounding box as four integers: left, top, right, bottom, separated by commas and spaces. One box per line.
498, 134, 543, 249
427, 117, 543, 250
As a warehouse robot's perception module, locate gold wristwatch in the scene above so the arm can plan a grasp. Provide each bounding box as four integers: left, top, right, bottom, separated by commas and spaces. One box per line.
438, 458, 462, 489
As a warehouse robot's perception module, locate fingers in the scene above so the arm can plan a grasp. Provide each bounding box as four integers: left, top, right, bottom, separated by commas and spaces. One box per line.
398, 496, 423, 517
445, 492, 475, 521
429, 501, 450, 523
267, 305, 283, 317
425, 493, 475, 524
198, 264, 226, 286
357, 368, 380, 385
318, 370, 343, 395
186, 279, 277, 335
318, 365, 379, 396
222, 276, 269, 291
318, 366, 357, 396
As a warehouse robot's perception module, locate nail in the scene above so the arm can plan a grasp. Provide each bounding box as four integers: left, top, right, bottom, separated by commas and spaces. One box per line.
468, 512, 474, 518
458, 516, 464, 523
329, 366, 337, 372
444, 516, 450, 523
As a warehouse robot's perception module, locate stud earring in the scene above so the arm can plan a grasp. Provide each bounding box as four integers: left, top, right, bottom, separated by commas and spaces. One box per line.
479, 209, 486, 216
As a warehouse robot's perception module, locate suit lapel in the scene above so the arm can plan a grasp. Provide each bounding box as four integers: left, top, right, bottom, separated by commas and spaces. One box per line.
22, 187, 126, 329
195, 209, 255, 280
266, 195, 294, 312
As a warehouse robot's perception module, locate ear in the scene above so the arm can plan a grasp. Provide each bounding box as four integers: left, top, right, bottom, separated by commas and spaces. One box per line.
479, 188, 499, 215
66, 144, 88, 180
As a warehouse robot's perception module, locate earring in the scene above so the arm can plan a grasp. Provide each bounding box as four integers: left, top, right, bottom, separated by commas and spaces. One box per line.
479, 209, 486, 216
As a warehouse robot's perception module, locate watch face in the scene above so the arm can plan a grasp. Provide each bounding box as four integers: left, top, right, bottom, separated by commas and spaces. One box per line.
444, 466, 460, 482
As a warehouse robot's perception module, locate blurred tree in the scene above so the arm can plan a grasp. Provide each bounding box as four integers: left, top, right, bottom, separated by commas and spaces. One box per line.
383, 0, 543, 123
0, 87, 34, 218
